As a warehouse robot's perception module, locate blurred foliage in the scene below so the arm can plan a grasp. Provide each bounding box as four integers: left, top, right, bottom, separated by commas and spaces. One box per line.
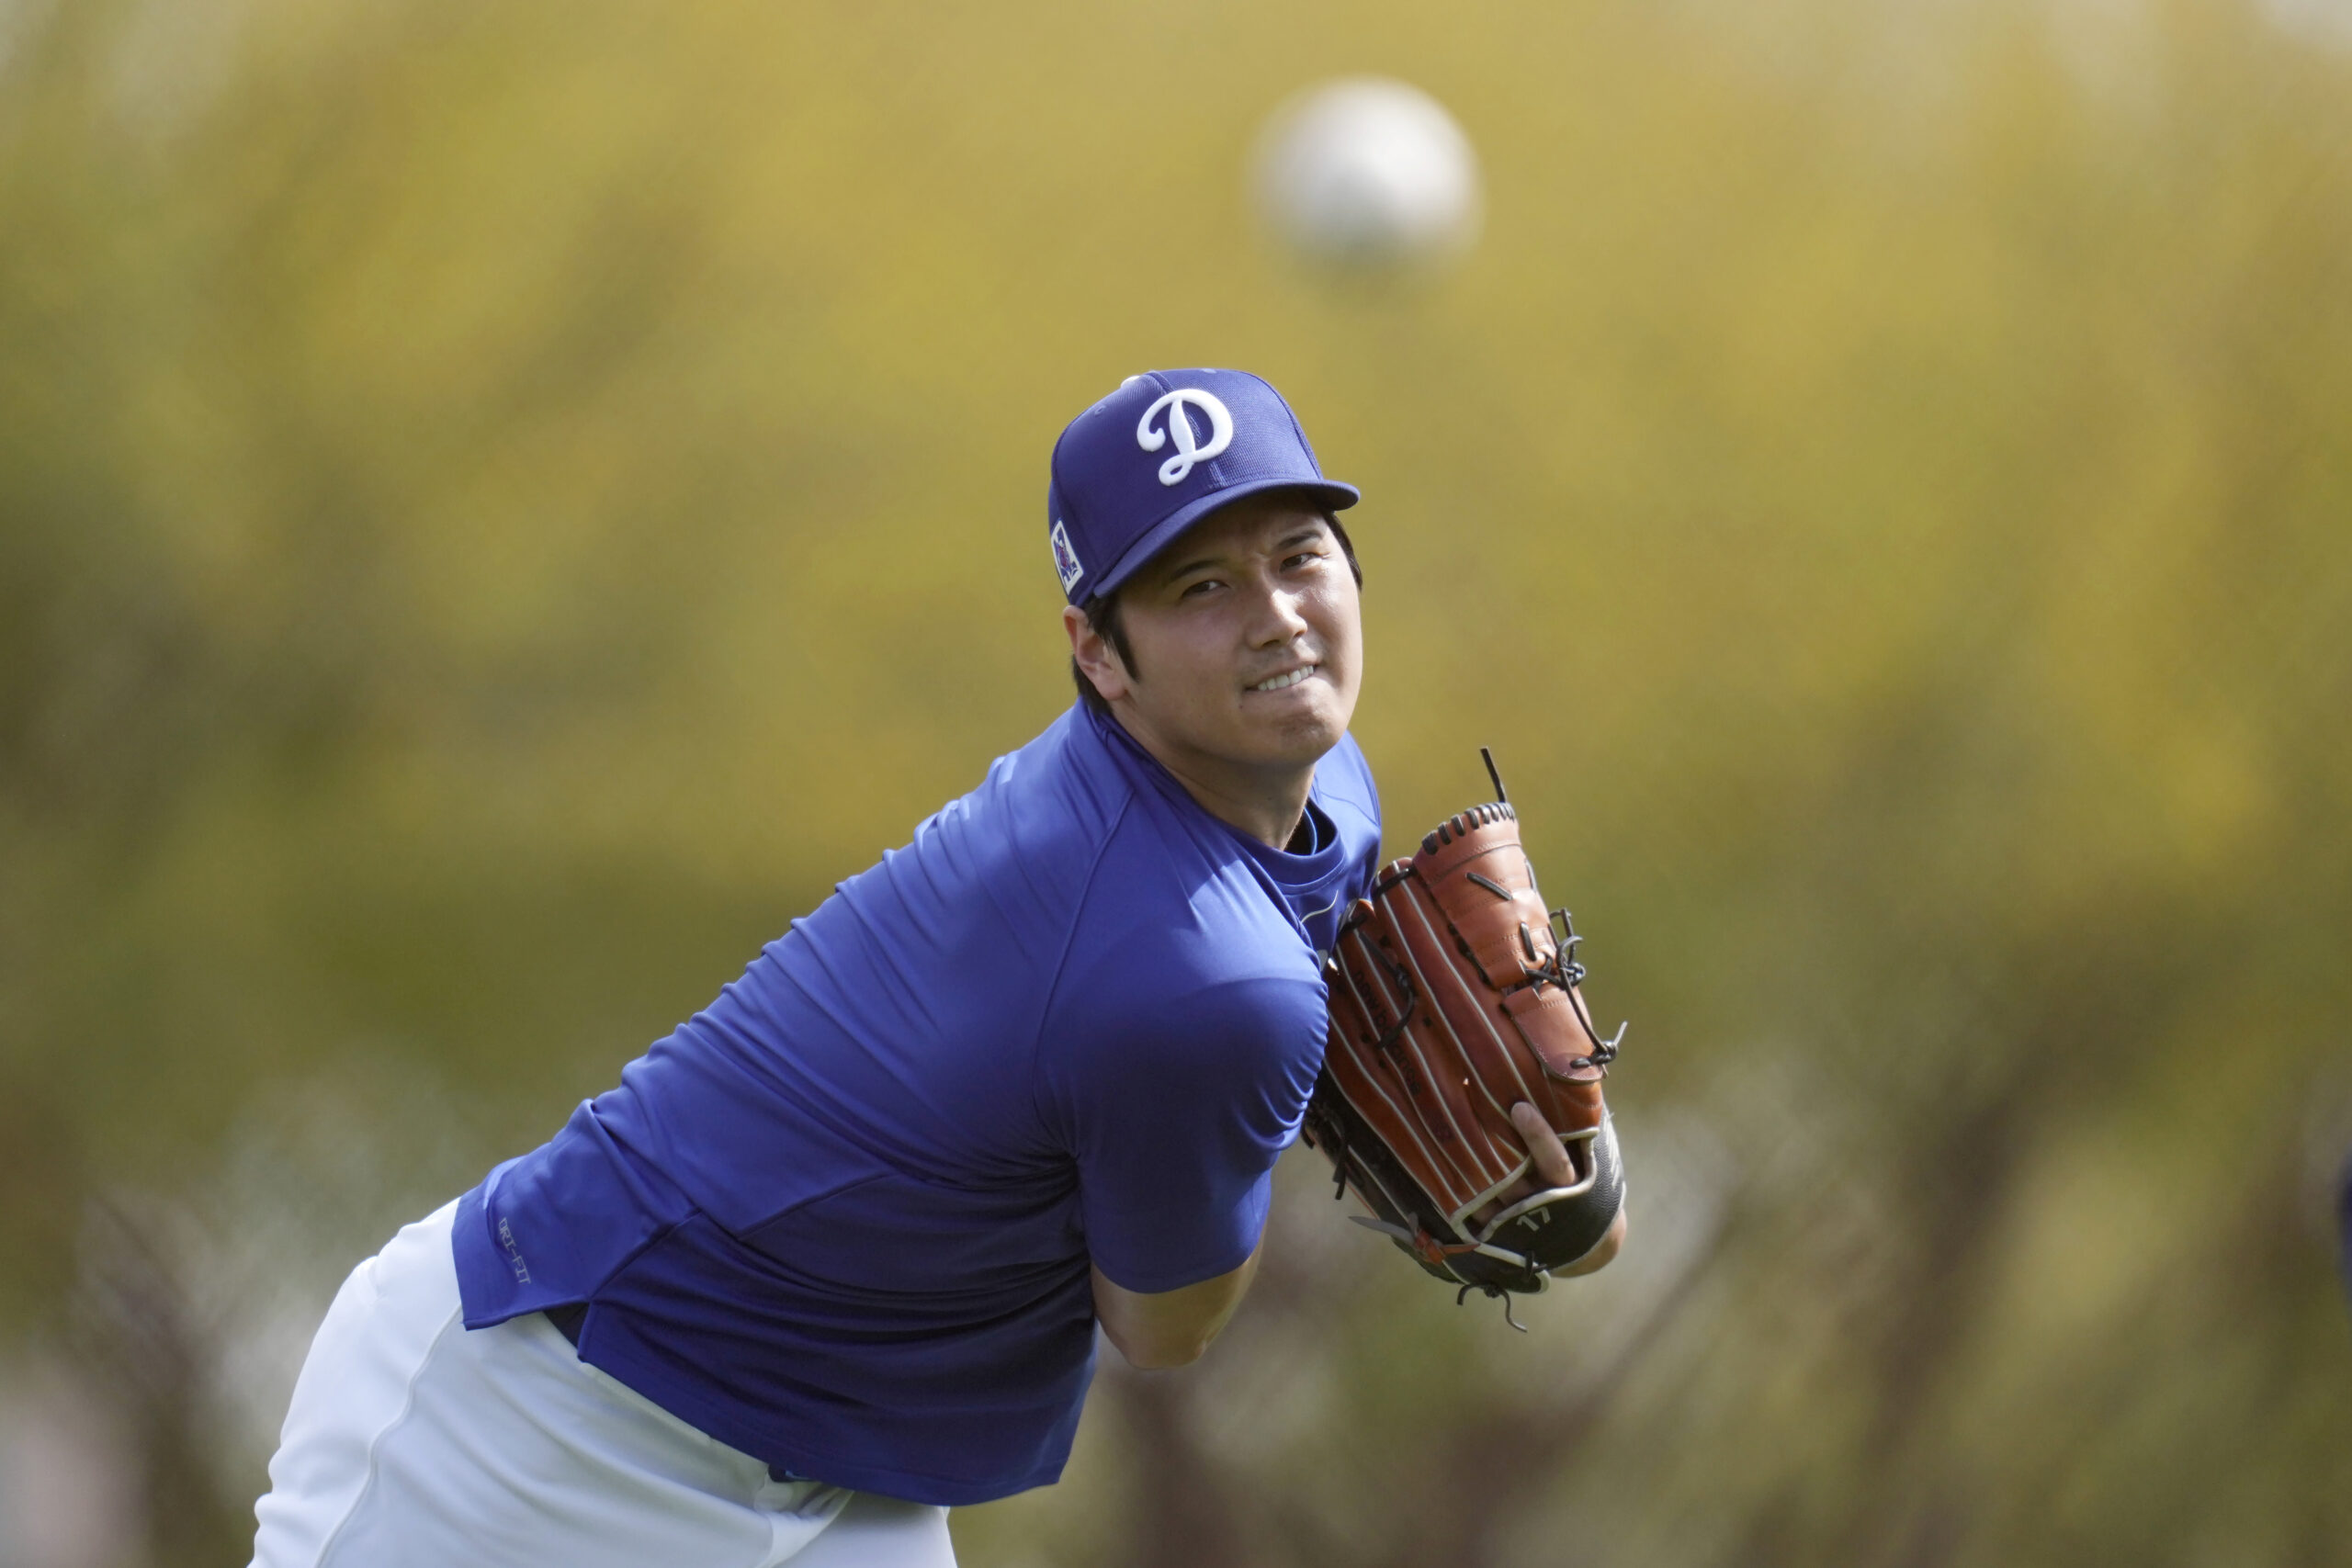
5, 0, 2352, 1563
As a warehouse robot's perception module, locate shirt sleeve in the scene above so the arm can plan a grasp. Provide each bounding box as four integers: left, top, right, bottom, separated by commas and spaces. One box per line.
1044, 970, 1325, 1294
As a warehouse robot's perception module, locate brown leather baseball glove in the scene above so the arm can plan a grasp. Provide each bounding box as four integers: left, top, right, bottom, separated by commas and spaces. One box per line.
1301, 750, 1625, 1312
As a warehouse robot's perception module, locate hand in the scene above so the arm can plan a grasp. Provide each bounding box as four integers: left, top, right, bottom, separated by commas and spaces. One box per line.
1466, 1103, 1627, 1276
1471, 1104, 1581, 1225
1510, 1101, 1581, 1189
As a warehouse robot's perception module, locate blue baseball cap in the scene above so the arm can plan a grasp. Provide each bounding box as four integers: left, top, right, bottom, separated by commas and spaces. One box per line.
1046, 368, 1359, 605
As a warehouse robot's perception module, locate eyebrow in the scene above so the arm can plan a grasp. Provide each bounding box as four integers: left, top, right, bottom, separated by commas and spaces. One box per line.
1159, 525, 1331, 583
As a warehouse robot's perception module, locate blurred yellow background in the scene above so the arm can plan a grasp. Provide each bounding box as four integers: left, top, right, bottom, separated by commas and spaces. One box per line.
5, 0, 2351, 1562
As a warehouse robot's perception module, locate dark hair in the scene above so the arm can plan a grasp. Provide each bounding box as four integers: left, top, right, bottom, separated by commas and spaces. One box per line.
1070, 513, 1363, 717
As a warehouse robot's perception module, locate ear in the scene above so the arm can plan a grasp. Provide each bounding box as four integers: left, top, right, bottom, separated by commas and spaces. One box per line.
1064, 604, 1132, 705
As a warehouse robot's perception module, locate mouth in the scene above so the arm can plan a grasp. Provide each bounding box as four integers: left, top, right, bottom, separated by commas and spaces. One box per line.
1249, 664, 1317, 694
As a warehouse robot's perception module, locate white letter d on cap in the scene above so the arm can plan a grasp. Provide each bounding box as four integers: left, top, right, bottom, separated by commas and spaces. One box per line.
1136, 389, 1234, 487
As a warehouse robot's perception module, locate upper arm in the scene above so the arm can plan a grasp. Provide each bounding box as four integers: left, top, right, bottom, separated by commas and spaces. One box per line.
1050, 969, 1321, 1295
1041, 850, 1326, 1330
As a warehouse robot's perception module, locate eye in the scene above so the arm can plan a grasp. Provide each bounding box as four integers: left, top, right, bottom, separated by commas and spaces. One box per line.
1179, 577, 1223, 599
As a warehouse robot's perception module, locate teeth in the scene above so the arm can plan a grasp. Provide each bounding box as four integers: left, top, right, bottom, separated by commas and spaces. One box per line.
1252, 667, 1314, 693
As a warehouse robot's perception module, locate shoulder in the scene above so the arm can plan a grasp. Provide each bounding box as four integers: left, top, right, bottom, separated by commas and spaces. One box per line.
960, 705, 1135, 831
761, 706, 1143, 1023
1046, 833, 1325, 1066
1066, 810, 1292, 966
1039, 947, 1326, 1134
888, 705, 1138, 886
1044, 790, 1320, 1020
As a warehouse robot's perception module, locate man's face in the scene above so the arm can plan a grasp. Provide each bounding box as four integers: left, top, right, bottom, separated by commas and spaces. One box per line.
1075, 492, 1363, 779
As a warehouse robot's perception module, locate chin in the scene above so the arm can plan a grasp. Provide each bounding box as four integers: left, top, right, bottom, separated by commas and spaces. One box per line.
1239, 703, 1350, 767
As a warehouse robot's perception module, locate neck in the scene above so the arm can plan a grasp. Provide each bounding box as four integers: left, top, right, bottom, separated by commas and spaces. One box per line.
1107, 708, 1316, 851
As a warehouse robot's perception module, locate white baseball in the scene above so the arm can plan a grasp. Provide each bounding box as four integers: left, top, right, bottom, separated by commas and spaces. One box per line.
1252, 78, 1483, 274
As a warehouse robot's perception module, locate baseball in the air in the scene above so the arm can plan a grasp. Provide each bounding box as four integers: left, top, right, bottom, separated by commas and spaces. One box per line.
1252, 78, 1483, 275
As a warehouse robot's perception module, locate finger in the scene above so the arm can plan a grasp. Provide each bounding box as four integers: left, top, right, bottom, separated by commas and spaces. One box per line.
1510, 1102, 1577, 1188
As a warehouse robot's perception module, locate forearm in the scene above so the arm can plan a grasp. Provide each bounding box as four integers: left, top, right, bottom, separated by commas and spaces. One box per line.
1091, 1240, 1263, 1369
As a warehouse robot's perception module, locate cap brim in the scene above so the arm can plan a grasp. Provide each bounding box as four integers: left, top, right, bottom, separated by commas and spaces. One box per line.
1081, 477, 1361, 603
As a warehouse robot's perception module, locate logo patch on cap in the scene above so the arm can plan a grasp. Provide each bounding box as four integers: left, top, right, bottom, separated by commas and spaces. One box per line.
1050, 519, 1085, 593
1136, 389, 1235, 487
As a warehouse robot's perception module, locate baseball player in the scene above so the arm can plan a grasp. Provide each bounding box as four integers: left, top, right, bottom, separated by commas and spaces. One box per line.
247, 368, 1617, 1568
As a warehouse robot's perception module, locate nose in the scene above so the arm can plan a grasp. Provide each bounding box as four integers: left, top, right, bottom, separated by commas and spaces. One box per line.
1247, 581, 1313, 648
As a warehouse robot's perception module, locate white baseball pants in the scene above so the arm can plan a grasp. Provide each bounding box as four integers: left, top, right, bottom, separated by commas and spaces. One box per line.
248, 1201, 956, 1568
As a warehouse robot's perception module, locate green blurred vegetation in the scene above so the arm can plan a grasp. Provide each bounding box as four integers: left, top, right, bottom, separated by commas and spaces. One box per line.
5, 0, 2352, 1562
